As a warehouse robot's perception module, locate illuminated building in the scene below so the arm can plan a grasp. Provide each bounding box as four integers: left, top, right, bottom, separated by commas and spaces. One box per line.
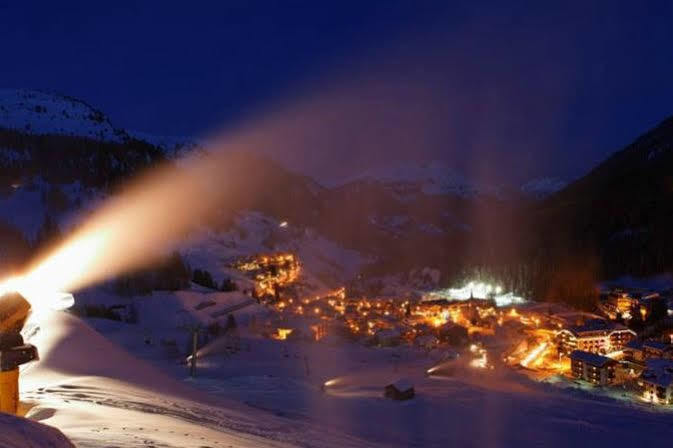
234, 253, 300, 298
623, 340, 645, 363
569, 350, 616, 385
556, 319, 636, 356
603, 290, 637, 315
638, 359, 673, 405
642, 340, 673, 360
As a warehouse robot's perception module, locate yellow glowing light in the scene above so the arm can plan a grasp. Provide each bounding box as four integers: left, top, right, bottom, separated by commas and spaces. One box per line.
520, 342, 548, 368
431, 317, 445, 327
469, 350, 488, 369
274, 328, 293, 340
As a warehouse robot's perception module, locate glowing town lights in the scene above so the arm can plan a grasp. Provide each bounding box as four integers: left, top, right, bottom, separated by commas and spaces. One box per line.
273, 328, 294, 340
324, 378, 339, 387
279, 221, 288, 228
469, 347, 489, 369
520, 342, 548, 368
425, 281, 526, 307
431, 317, 445, 327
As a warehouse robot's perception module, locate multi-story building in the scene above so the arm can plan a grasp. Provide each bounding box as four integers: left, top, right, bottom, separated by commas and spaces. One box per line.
643, 340, 673, 360
569, 350, 617, 385
624, 340, 673, 364
556, 319, 636, 356
603, 290, 637, 316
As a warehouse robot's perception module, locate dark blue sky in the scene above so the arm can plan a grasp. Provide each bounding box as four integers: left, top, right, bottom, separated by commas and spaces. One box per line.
0, 1, 671, 183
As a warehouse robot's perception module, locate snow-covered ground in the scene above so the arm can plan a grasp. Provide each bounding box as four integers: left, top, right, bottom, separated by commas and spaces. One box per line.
21, 309, 386, 448
18, 299, 673, 448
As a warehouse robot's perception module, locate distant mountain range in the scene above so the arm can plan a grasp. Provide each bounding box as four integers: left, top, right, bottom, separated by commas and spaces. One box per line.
0, 88, 671, 299
0, 89, 564, 199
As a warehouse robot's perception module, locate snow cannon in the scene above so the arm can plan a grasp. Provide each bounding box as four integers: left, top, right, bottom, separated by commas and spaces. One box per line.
0, 292, 38, 414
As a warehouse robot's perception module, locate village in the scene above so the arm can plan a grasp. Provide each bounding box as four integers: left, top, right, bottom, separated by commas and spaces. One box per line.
233, 251, 673, 406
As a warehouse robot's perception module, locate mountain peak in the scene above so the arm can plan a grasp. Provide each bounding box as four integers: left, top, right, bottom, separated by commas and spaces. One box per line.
0, 88, 127, 142
342, 160, 505, 199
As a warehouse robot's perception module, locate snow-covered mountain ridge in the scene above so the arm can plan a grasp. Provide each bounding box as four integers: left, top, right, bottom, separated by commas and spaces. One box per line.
343, 161, 565, 200
0, 89, 127, 142
0, 89, 203, 158
0, 89, 562, 200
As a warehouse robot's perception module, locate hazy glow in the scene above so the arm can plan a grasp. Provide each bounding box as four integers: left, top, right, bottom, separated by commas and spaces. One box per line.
0, 275, 74, 312
0, 142, 242, 311
426, 281, 526, 307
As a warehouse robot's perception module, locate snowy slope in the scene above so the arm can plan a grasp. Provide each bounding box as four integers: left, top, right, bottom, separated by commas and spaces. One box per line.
0, 412, 73, 448
21, 311, 384, 448
0, 89, 126, 142
0, 89, 207, 160
21, 306, 673, 448
181, 212, 369, 294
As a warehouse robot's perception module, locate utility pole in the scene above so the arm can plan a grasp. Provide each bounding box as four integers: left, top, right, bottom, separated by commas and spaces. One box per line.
190, 328, 198, 377
178, 310, 203, 378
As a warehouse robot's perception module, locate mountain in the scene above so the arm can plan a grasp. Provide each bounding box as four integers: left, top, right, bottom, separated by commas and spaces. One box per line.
520, 177, 567, 198
0, 89, 127, 142
1, 87, 671, 294
532, 115, 673, 277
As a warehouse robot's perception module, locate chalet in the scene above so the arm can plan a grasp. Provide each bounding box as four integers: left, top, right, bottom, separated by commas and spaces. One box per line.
639, 359, 673, 405
384, 378, 415, 401
569, 350, 617, 385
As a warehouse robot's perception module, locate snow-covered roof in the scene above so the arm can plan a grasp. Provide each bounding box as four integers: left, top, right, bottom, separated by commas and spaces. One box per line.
569, 350, 615, 368
387, 378, 413, 392
643, 340, 673, 352
642, 359, 673, 388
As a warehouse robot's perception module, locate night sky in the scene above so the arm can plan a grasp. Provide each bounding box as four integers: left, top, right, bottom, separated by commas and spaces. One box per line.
1, 1, 671, 184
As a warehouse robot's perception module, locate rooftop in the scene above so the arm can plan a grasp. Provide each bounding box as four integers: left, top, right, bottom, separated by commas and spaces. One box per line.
642, 359, 673, 388
387, 378, 414, 392
569, 350, 616, 368
569, 319, 631, 336
643, 340, 672, 352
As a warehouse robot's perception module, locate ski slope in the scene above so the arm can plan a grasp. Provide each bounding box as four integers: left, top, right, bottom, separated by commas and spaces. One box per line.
16, 303, 673, 448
